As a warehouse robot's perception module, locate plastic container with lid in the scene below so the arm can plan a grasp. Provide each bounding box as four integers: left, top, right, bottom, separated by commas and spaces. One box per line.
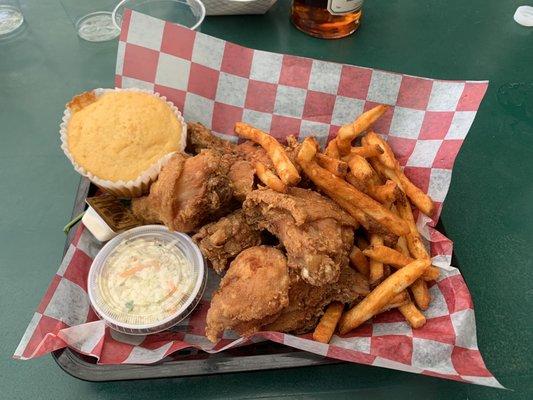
88, 225, 206, 335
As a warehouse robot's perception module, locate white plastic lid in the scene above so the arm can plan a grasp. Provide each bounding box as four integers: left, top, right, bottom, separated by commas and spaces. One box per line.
88, 225, 206, 335
514, 6, 533, 27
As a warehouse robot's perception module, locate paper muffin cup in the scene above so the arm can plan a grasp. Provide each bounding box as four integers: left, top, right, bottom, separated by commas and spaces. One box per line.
60, 88, 187, 198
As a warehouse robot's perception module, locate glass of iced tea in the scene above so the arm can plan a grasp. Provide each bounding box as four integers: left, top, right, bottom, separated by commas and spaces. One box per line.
291, 0, 363, 39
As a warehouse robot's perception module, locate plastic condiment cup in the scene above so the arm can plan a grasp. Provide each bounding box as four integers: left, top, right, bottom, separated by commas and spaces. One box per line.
88, 225, 206, 335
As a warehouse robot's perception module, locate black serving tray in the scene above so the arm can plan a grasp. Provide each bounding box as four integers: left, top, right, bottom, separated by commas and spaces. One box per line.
52, 177, 337, 381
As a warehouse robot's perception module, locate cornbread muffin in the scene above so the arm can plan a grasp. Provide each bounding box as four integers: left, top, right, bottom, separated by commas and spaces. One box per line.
67, 90, 183, 182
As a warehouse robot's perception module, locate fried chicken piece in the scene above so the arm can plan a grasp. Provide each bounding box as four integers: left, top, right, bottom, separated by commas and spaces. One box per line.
243, 187, 358, 286
187, 122, 275, 166
206, 246, 290, 342
131, 150, 234, 232
192, 210, 262, 274
187, 122, 236, 155
264, 265, 369, 334
228, 160, 254, 202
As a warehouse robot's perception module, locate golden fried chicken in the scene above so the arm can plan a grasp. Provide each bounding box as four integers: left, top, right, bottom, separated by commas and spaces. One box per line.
187, 122, 274, 166
192, 210, 262, 274
264, 265, 369, 334
187, 122, 236, 155
131, 150, 234, 232
243, 187, 358, 286
228, 160, 254, 202
206, 246, 290, 342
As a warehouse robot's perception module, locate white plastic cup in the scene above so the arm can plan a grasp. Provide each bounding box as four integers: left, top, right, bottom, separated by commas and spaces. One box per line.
88, 225, 207, 335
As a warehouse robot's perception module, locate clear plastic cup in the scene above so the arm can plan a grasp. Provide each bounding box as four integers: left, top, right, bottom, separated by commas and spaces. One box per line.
60, 0, 120, 42
88, 225, 206, 335
0, 0, 24, 38
112, 0, 206, 31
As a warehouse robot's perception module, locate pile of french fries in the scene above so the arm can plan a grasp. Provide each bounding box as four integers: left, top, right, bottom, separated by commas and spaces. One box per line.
234, 105, 437, 344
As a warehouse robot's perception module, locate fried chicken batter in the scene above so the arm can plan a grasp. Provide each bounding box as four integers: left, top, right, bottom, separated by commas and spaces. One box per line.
243, 187, 358, 286
206, 246, 290, 342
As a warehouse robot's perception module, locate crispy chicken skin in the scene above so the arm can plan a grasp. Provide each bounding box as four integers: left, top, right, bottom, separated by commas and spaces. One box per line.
206, 246, 290, 342
228, 160, 255, 202
131, 150, 234, 232
187, 122, 236, 155
264, 266, 369, 334
243, 187, 358, 286
192, 210, 262, 274
187, 122, 274, 169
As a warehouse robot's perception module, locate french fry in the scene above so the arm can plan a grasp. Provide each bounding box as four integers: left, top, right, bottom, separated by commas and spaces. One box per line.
349, 245, 369, 277
337, 105, 389, 155
316, 153, 349, 177
324, 138, 340, 159
296, 139, 409, 236
339, 259, 430, 334
395, 194, 429, 260
364, 132, 434, 215
235, 122, 300, 186
323, 189, 372, 231
312, 302, 344, 343
423, 265, 440, 281
348, 176, 401, 205
410, 278, 431, 310
372, 180, 401, 204
399, 300, 426, 328
394, 195, 433, 309
369, 234, 384, 285
363, 244, 440, 281
363, 131, 399, 170
347, 154, 375, 182
396, 235, 410, 256
254, 161, 287, 193
344, 144, 384, 160
379, 290, 410, 312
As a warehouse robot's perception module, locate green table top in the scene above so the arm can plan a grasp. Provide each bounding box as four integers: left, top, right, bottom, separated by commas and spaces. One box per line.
1, 0, 531, 399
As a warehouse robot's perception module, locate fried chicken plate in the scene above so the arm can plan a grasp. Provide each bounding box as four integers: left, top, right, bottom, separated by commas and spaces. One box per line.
243, 187, 358, 286
206, 246, 290, 342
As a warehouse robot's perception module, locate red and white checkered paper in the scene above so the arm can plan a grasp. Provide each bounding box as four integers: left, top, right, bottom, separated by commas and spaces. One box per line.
15, 10, 502, 388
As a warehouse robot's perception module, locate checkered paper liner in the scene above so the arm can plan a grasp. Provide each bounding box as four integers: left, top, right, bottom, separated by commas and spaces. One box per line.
15, 10, 503, 388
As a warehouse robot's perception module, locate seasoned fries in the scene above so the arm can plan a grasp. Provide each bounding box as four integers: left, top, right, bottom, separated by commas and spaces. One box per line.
345, 144, 384, 159
337, 105, 389, 155
339, 259, 430, 334
369, 234, 384, 284
312, 302, 344, 343
316, 153, 348, 177
235, 122, 300, 186
379, 290, 410, 312
396, 193, 430, 260
324, 138, 340, 159
225, 104, 439, 340
410, 278, 431, 310
297, 139, 409, 237
362, 244, 440, 281
349, 245, 369, 277
399, 300, 427, 328
364, 132, 434, 215
254, 161, 287, 193
347, 154, 374, 182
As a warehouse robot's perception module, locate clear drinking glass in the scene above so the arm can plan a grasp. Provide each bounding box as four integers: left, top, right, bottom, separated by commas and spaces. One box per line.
60, 0, 121, 42
112, 0, 206, 31
0, 0, 24, 38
